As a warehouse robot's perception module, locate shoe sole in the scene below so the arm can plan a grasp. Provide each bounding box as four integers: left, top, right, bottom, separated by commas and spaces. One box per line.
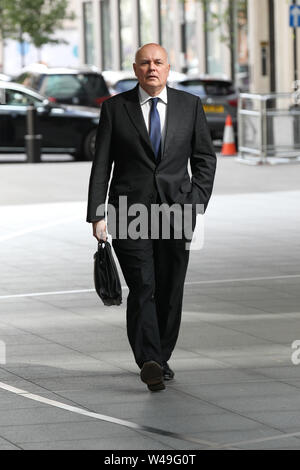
148, 382, 165, 391
140, 361, 165, 392
163, 374, 174, 381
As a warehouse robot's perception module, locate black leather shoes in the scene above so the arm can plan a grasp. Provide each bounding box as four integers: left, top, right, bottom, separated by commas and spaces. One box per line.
163, 362, 175, 381
140, 361, 165, 392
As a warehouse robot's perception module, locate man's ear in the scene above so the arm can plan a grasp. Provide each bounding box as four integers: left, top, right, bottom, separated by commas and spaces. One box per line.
133, 63, 137, 77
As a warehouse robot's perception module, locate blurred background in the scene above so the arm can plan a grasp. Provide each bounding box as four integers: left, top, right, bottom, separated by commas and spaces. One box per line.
2, 0, 300, 161
0, 0, 297, 94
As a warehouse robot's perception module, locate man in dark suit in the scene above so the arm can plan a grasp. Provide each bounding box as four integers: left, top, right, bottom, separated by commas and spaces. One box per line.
87, 43, 216, 392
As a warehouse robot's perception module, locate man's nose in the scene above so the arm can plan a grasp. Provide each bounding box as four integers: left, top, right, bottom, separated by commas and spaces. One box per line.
148, 61, 156, 71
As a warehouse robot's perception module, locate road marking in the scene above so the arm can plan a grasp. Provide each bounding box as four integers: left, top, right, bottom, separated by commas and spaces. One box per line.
0, 216, 81, 242
185, 274, 300, 284
214, 430, 300, 449
0, 289, 96, 299
0, 379, 299, 449
0, 274, 299, 300
0, 381, 221, 448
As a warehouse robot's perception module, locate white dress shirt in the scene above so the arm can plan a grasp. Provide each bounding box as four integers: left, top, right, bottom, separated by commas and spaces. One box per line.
138, 85, 168, 152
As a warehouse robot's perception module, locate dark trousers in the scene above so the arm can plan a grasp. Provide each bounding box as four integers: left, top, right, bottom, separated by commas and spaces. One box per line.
112, 232, 190, 369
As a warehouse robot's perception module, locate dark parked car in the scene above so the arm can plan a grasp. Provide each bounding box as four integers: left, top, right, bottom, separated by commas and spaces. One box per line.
173, 76, 238, 140
14, 65, 110, 108
102, 70, 187, 95
113, 77, 138, 94
0, 81, 100, 160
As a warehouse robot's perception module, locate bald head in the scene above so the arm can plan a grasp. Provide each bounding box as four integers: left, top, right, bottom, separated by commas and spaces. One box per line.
135, 43, 169, 64
133, 43, 170, 97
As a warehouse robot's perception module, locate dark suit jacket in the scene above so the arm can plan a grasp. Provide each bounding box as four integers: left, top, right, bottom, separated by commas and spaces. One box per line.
87, 84, 216, 225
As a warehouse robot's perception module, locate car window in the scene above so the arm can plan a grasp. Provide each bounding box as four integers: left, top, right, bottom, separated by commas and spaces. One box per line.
5, 89, 41, 106
176, 81, 206, 97
82, 74, 109, 96
204, 81, 235, 96
178, 80, 235, 96
15, 72, 42, 90
114, 79, 138, 93
41, 74, 109, 99
0, 88, 5, 104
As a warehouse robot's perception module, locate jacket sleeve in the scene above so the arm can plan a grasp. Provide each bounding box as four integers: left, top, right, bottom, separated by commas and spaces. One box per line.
86, 100, 113, 223
190, 97, 217, 213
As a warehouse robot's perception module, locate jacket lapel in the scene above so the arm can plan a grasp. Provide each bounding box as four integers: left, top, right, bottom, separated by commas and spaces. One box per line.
161, 86, 178, 161
123, 85, 156, 162
123, 84, 180, 164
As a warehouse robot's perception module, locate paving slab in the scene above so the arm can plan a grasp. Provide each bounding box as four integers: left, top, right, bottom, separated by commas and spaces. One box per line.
18, 435, 175, 450
0, 420, 140, 445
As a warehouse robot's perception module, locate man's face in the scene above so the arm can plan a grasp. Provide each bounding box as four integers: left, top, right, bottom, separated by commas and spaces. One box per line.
133, 45, 170, 95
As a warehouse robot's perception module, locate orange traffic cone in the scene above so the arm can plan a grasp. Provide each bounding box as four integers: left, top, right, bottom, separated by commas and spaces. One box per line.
221, 114, 237, 156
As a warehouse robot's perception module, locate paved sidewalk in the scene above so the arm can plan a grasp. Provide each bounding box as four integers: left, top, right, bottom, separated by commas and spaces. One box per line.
0, 156, 300, 449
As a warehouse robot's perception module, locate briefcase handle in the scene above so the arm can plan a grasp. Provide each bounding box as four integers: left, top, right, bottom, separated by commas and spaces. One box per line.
97, 240, 106, 263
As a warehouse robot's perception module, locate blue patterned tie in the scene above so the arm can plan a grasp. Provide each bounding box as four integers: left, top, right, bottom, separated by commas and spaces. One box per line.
149, 97, 161, 159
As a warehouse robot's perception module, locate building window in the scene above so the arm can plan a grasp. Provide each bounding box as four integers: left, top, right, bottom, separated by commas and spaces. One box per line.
83, 1, 94, 65
120, 0, 134, 70
205, 0, 227, 76
160, 0, 176, 68
139, 0, 153, 45
101, 0, 113, 70
234, 0, 249, 91
185, 0, 198, 74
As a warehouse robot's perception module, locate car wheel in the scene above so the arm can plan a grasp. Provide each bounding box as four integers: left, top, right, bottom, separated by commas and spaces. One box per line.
83, 128, 97, 161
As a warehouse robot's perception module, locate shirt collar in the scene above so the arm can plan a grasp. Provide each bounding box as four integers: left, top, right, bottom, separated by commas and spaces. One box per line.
138, 85, 168, 105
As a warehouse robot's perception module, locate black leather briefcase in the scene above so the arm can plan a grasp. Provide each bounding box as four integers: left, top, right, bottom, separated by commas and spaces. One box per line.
94, 241, 122, 306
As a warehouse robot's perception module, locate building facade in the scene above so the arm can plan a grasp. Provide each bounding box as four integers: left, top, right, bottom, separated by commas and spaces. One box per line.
79, 0, 300, 94
248, 0, 300, 94
0, 0, 80, 76
1, 0, 299, 94
79, 0, 245, 84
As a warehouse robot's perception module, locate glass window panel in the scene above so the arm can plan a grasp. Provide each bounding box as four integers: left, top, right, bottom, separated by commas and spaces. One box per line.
160, 0, 175, 68
206, 0, 227, 75
120, 0, 134, 70
83, 1, 95, 65
139, 0, 153, 45
114, 78, 138, 93
0, 88, 5, 104
41, 74, 109, 100
5, 89, 41, 106
176, 81, 206, 97
234, 0, 249, 91
185, 0, 198, 74
101, 0, 113, 70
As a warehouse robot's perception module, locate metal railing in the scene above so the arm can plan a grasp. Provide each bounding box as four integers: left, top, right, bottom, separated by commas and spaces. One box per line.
238, 92, 300, 164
